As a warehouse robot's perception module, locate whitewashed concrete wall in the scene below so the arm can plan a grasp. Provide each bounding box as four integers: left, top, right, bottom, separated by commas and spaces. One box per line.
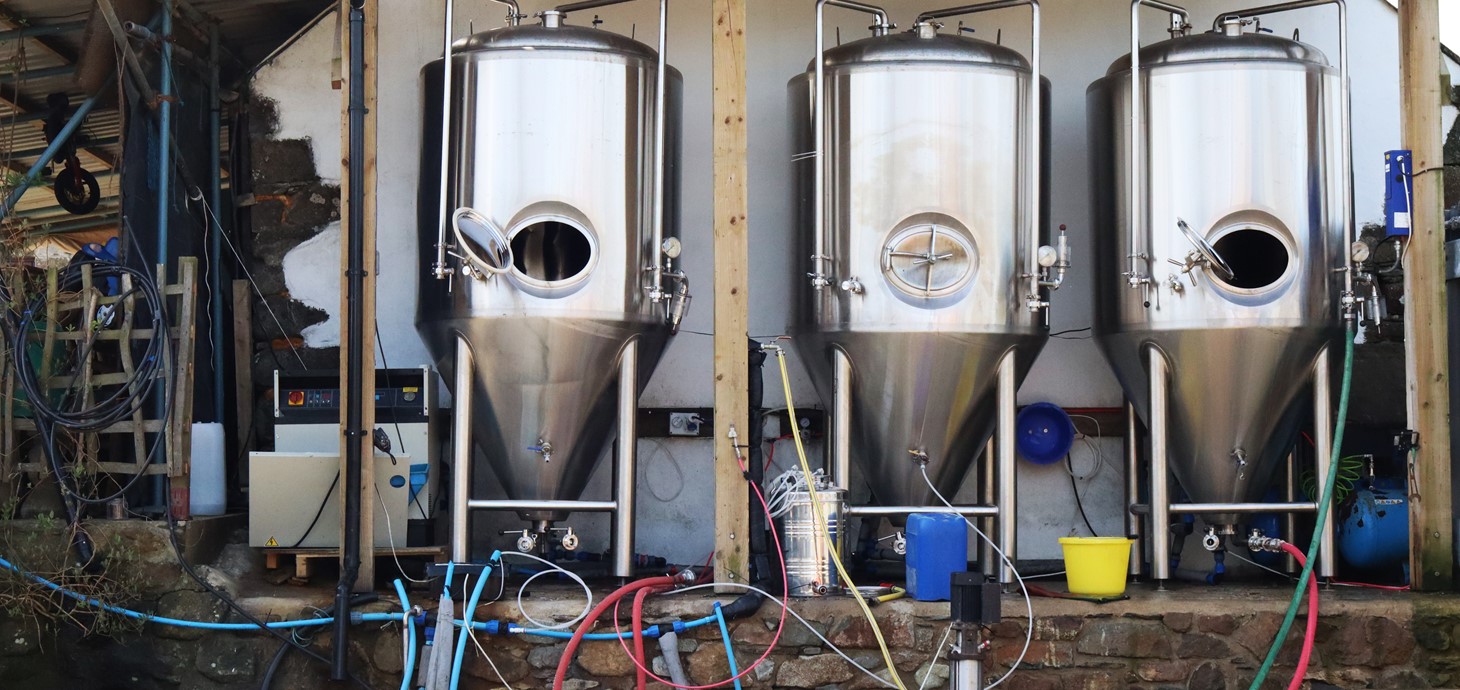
253, 0, 1423, 564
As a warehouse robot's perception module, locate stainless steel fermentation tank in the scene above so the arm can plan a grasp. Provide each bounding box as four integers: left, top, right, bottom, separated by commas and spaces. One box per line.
416, 0, 689, 576
790, 0, 1064, 585
1089, 0, 1357, 584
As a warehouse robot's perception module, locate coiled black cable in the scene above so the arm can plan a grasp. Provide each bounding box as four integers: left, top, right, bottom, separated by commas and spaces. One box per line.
3, 260, 171, 565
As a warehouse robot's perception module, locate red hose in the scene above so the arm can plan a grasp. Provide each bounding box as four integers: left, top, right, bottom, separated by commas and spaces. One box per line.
1279, 542, 1319, 690
611, 476, 789, 688
553, 575, 677, 690
627, 584, 670, 690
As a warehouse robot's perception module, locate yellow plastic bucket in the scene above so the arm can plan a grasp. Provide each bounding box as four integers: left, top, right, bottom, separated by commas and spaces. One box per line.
1058, 537, 1134, 597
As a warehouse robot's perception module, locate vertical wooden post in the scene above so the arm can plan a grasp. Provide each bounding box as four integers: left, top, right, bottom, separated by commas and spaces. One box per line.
232, 280, 254, 488
168, 259, 199, 517
712, 0, 751, 589
1400, 0, 1452, 591
338, 0, 378, 589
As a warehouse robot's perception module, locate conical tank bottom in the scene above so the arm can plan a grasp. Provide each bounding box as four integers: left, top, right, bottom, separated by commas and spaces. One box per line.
1101, 326, 1335, 525
797, 331, 1044, 513
423, 316, 668, 521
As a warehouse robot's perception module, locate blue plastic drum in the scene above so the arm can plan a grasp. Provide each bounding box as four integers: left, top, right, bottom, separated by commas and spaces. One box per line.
1016, 402, 1076, 465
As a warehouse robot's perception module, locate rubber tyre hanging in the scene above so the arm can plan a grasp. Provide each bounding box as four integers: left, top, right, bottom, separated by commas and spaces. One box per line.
54, 167, 100, 215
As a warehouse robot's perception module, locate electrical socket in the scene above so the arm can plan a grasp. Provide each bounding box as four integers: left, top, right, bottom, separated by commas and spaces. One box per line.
668, 412, 704, 436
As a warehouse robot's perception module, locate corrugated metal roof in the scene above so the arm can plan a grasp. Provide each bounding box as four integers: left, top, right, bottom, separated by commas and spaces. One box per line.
0, 0, 329, 235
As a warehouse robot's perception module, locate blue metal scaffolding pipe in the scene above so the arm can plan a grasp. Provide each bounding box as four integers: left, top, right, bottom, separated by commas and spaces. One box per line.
158, 0, 174, 275
0, 87, 109, 220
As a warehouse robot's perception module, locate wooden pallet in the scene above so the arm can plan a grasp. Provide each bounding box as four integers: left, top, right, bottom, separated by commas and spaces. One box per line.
263, 545, 446, 584
2, 259, 198, 508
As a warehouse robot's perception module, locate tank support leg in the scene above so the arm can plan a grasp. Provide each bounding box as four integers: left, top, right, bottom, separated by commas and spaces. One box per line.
996, 350, 1017, 586
1284, 450, 1299, 573
614, 340, 640, 579
1125, 402, 1144, 579
1149, 349, 1171, 586
980, 437, 996, 580
451, 336, 474, 563
1313, 347, 1335, 580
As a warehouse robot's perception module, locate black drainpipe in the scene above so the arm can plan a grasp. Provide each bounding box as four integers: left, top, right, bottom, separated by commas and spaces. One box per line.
722, 341, 773, 621
332, 0, 368, 680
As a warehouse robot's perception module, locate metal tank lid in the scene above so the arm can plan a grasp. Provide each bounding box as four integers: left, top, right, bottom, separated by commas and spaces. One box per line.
454, 23, 657, 60
1105, 31, 1329, 75
811, 30, 1029, 71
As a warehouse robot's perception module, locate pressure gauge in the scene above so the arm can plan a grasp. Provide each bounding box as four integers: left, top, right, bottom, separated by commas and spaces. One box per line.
661, 237, 683, 259
1350, 241, 1371, 264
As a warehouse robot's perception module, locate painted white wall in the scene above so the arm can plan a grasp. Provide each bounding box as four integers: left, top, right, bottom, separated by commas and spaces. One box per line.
254, 18, 342, 185
253, 0, 1422, 564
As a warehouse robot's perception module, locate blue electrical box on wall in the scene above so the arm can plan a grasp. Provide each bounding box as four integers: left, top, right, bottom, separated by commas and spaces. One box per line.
1384, 149, 1413, 237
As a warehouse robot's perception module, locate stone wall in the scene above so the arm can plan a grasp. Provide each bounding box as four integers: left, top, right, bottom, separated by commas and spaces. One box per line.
0, 522, 1447, 690
2, 576, 1451, 689
240, 93, 343, 446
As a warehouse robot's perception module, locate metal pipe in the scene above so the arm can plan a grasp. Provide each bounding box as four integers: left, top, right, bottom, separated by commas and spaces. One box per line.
451, 338, 474, 562
484, 0, 523, 24
650, 0, 667, 302
0, 21, 86, 41
333, 3, 368, 679
432, 0, 457, 279
844, 505, 998, 517
980, 437, 995, 579
1313, 346, 1335, 579
1127, 0, 1190, 292
97, 1, 159, 110
1125, 401, 1144, 578
812, 0, 892, 290
1284, 450, 1298, 572
553, 0, 669, 302
158, 0, 174, 272
614, 340, 640, 578
209, 23, 225, 425
910, 1, 1042, 313
236, 3, 336, 86
123, 20, 200, 64
996, 350, 1017, 585
949, 626, 982, 690
466, 499, 617, 512
1148, 347, 1171, 583
831, 348, 852, 489
1208, 0, 1352, 316
0, 85, 108, 219
1131, 502, 1318, 514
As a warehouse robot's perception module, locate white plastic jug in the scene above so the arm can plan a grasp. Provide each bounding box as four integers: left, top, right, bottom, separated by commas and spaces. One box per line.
190, 422, 226, 516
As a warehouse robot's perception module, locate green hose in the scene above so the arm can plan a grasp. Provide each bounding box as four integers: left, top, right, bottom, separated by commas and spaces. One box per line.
1247, 328, 1354, 690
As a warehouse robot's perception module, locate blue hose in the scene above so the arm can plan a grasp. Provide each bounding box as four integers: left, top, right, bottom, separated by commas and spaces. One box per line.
393, 579, 416, 690
713, 602, 743, 690
449, 554, 499, 690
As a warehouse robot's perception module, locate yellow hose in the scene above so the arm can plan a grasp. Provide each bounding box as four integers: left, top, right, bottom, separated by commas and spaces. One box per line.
772, 348, 908, 690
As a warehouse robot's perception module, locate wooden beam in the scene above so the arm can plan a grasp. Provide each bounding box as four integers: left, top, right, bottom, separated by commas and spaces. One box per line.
1401, 0, 1452, 591
337, 0, 377, 591
233, 280, 254, 491
712, 0, 750, 590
